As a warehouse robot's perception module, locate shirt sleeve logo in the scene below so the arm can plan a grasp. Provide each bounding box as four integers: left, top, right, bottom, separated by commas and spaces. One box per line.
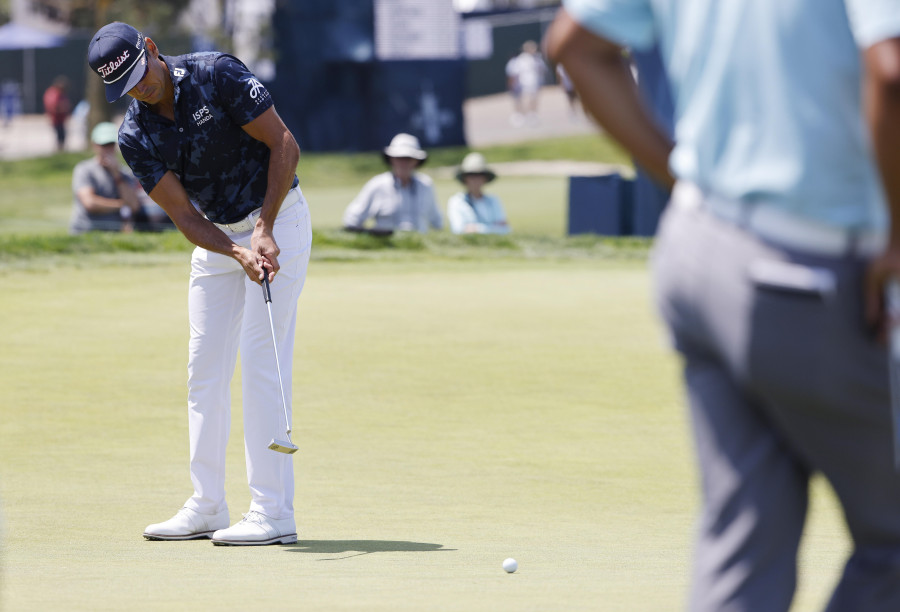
246, 77, 270, 104
173, 68, 186, 78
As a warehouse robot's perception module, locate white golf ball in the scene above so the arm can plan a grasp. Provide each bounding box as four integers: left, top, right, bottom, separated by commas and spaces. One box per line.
502, 558, 518, 573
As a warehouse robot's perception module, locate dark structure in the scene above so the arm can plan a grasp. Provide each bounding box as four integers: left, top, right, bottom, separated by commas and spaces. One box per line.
270, 0, 466, 152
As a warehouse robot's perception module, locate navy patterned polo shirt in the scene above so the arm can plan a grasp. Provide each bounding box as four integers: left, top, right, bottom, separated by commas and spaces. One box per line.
118, 53, 298, 224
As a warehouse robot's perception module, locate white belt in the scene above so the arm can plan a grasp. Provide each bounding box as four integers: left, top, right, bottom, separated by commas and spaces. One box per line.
671, 182, 886, 257
213, 187, 302, 234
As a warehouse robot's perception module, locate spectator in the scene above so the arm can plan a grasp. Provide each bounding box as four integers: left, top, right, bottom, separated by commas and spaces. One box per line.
447, 153, 510, 235
43, 76, 71, 152
70, 122, 149, 234
1, 81, 21, 128
505, 52, 524, 127
506, 41, 547, 126
343, 133, 442, 234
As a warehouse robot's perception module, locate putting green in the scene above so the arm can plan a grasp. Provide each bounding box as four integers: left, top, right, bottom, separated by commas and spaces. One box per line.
0, 260, 847, 610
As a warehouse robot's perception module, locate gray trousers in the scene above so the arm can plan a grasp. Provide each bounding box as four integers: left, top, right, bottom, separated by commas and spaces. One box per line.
652, 203, 900, 611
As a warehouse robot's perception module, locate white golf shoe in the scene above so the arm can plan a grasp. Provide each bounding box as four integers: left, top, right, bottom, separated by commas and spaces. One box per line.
211, 511, 297, 546
143, 506, 230, 541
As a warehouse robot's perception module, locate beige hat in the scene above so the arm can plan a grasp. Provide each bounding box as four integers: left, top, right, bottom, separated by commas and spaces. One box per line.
383, 133, 428, 164
456, 152, 496, 183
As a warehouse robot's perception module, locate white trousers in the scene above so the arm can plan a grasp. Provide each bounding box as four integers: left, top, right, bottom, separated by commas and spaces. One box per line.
183, 187, 311, 520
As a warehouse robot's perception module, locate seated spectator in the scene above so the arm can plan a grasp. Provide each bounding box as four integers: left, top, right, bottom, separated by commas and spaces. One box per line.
343, 133, 443, 234
69, 122, 171, 234
447, 153, 510, 235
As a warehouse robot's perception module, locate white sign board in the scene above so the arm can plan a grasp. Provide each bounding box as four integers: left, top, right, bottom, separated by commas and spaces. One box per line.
462, 19, 493, 59
375, 0, 461, 60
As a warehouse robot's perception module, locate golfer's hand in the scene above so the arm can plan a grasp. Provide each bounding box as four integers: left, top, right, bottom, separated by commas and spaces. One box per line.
237, 247, 267, 285
865, 246, 900, 342
251, 226, 280, 283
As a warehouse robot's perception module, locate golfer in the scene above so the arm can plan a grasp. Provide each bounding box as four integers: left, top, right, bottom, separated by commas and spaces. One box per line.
88, 22, 311, 545
548, 1, 900, 609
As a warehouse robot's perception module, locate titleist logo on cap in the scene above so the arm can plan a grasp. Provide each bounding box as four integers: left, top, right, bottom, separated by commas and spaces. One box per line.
98, 50, 130, 78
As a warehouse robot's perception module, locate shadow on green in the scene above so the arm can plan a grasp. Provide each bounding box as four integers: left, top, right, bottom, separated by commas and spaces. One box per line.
286, 539, 456, 560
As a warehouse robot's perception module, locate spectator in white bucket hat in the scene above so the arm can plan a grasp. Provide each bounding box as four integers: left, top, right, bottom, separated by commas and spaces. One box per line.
343, 133, 443, 235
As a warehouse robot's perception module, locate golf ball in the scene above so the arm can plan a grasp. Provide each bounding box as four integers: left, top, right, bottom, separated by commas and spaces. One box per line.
503, 558, 518, 573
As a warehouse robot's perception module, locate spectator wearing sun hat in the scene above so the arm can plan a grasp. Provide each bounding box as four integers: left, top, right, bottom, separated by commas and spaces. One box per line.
447, 152, 510, 235
342, 133, 443, 234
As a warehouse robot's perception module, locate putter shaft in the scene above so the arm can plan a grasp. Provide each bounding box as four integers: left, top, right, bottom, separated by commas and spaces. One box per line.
262, 275, 298, 454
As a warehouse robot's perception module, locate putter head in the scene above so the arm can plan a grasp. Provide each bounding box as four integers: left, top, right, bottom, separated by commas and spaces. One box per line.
268, 438, 299, 454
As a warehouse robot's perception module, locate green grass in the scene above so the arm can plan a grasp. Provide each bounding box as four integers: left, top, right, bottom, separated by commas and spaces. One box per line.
0, 260, 849, 611
0, 228, 653, 270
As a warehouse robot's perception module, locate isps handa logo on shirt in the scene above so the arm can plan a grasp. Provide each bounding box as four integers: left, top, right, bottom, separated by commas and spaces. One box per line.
193, 106, 212, 126
246, 78, 270, 105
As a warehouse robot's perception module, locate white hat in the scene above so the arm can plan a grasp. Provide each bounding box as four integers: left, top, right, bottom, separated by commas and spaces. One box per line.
383, 133, 428, 162
456, 152, 496, 183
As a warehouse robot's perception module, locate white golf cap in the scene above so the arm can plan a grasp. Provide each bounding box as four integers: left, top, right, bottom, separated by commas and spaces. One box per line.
383, 133, 427, 161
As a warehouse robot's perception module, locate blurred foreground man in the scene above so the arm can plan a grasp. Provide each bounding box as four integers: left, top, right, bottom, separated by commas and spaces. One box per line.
548, 1, 900, 610
88, 22, 311, 545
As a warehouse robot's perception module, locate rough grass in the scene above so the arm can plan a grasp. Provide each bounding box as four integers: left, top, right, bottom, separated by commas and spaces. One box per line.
0, 228, 652, 270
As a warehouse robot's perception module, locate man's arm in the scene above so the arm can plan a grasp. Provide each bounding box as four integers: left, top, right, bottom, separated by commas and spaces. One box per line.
241, 105, 301, 281
545, 9, 674, 188
148, 171, 262, 281
862, 37, 900, 331
76, 186, 125, 214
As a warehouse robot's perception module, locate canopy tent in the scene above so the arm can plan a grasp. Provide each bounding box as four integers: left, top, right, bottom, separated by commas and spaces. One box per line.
0, 22, 65, 113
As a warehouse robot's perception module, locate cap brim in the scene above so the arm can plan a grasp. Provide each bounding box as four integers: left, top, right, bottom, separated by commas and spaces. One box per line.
104, 57, 147, 103
383, 146, 427, 160
457, 171, 496, 183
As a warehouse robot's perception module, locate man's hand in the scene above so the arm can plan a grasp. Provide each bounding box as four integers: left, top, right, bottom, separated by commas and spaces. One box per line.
865, 248, 900, 342
99, 152, 120, 174
252, 225, 280, 283
234, 245, 267, 284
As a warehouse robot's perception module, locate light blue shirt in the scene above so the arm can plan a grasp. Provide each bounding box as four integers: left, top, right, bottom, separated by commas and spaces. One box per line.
564, 0, 900, 231
447, 192, 511, 235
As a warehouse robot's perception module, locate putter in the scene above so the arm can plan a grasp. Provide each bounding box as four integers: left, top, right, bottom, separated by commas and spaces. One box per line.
261, 272, 299, 455
887, 279, 900, 470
